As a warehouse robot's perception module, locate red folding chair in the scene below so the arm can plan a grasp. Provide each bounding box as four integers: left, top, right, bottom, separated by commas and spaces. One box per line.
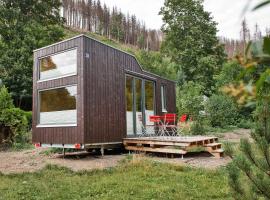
138, 115, 162, 136
179, 114, 188, 123
178, 114, 191, 133
148, 115, 163, 136
163, 113, 177, 136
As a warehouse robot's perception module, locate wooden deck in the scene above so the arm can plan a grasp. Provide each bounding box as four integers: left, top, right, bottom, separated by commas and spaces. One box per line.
123, 136, 224, 158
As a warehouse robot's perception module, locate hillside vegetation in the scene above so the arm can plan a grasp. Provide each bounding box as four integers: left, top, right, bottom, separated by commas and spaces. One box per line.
64, 28, 178, 81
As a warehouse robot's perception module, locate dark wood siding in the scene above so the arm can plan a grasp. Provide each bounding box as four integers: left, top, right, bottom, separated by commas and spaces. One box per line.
32, 35, 176, 145
32, 37, 85, 144
83, 36, 176, 144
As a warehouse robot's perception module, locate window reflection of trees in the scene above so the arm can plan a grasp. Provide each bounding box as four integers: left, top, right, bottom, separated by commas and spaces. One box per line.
40, 57, 57, 72
145, 81, 154, 111
125, 76, 133, 111
40, 86, 77, 112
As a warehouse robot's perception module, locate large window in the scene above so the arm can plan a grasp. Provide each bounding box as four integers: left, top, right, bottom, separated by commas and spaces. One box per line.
125, 76, 134, 134
125, 75, 155, 135
161, 85, 167, 112
38, 85, 77, 126
145, 81, 155, 126
39, 49, 77, 81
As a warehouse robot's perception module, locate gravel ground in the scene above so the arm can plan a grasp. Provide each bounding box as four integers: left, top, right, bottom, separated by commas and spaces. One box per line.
0, 129, 251, 174
0, 149, 125, 174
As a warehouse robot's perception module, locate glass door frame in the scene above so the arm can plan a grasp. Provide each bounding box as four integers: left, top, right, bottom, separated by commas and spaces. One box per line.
125, 74, 156, 136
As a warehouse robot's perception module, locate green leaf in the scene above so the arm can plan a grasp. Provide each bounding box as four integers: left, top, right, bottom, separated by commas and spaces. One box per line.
263, 37, 270, 55
252, 0, 270, 11
265, 75, 270, 83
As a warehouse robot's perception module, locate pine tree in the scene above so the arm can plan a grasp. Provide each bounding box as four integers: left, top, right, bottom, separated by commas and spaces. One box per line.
226, 36, 270, 200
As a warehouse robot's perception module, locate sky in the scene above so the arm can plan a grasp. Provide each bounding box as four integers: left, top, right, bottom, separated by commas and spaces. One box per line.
99, 0, 270, 39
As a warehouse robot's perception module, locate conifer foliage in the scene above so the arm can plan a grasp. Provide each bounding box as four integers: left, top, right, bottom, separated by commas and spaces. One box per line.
62, 0, 162, 51
226, 36, 270, 199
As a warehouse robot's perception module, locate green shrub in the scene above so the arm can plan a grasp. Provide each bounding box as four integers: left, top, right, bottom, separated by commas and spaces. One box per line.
237, 118, 254, 129
0, 86, 14, 111
177, 81, 204, 120
23, 111, 32, 129
0, 108, 29, 144
190, 120, 206, 135
205, 94, 239, 128
215, 61, 244, 88
0, 86, 31, 146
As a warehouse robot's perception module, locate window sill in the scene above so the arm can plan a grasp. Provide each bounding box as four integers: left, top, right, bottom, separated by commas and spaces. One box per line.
36, 124, 77, 128
37, 73, 77, 83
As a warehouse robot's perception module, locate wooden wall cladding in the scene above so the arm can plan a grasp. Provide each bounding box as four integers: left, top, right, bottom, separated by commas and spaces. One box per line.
32, 35, 176, 145
32, 37, 84, 144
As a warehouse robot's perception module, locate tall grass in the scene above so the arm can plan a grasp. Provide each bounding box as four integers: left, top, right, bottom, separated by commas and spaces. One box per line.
0, 158, 231, 200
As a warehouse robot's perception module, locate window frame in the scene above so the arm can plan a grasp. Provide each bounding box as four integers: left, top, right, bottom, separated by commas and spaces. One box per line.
37, 48, 78, 82
37, 84, 78, 128
125, 74, 156, 135
161, 85, 167, 113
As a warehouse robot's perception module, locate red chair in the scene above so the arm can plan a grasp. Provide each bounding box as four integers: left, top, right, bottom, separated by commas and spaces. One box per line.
178, 114, 192, 133
163, 113, 177, 136
179, 114, 188, 123
138, 115, 163, 136
149, 115, 163, 136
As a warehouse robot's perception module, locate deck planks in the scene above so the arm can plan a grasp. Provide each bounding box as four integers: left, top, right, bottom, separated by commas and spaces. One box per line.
123, 136, 224, 158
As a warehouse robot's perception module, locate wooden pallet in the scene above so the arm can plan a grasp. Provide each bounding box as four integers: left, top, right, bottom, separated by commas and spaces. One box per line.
123, 136, 224, 158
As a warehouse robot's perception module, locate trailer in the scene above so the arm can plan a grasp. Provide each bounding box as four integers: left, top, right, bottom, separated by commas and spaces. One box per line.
32, 34, 176, 153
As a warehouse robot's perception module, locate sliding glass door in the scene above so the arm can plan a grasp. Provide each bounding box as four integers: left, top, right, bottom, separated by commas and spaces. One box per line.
126, 76, 134, 135
125, 75, 155, 136
144, 80, 155, 132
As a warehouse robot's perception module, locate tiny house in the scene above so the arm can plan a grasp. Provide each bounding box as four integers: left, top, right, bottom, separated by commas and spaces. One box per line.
32, 34, 176, 150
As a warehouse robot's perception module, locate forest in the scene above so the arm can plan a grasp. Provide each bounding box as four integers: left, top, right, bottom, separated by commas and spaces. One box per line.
0, 0, 270, 199
62, 0, 163, 51
0, 0, 266, 144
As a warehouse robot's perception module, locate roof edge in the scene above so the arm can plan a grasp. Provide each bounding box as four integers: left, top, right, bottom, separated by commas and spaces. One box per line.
33, 34, 176, 83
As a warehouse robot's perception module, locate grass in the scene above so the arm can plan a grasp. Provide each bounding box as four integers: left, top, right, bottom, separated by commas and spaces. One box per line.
63, 27, 139, 56
0, 158, 232, 200
0, 142, 34, 152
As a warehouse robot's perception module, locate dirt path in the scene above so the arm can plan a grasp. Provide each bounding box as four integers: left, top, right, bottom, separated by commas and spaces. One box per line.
0, 129, 251, 174
219, 128, 251, 143
0, 149, 125, 174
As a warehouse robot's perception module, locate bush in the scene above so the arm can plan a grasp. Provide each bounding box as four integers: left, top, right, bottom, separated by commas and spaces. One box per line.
215, 61, 244, 88
0, 108, 29, 144
177, 81, 204, 120
0, 86, 14, 110
237, 118, 254, 129
190, 120, 206, 135
205, 94, 239, 128
23, 111, 32, 130
0, 86, 31, 146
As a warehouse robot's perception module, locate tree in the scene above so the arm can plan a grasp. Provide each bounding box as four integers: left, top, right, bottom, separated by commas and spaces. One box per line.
135, 50, 177, 80
160, 0, 226, 95
225, 3, 270, 197
215, 61, 244, 89
0, 0, 64, 108
225, 37, 270, 200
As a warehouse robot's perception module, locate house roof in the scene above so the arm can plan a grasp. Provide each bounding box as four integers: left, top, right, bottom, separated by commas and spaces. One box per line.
34, 34, 176, 83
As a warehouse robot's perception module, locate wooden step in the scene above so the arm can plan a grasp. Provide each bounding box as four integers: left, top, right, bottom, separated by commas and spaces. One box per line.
204, 143, 222, 147
123, 139, 190, 147
209, 149, 224, 158
212, 149, 224, 153
125, 145, 187, 155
